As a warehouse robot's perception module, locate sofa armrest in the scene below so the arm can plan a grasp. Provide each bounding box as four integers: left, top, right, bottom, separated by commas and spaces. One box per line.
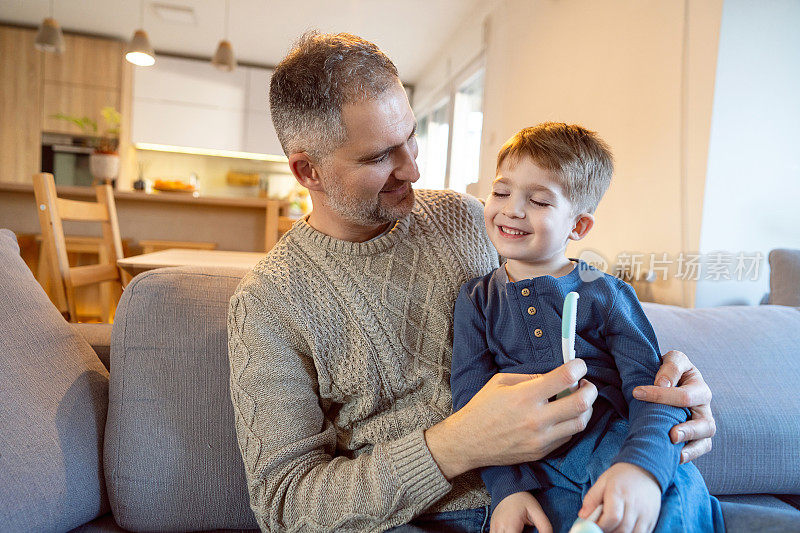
70, 323, 112, 370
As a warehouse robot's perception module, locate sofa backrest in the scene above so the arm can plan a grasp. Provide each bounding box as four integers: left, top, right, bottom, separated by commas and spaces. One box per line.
643, 302, 800, 494
104, 265, 800, 532
767, 248, 800, 306
0, 228, 110, 531
104, 265, 258, 531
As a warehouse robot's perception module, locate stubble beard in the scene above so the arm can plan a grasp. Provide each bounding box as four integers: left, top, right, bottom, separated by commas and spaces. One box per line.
323, 179, 416, 226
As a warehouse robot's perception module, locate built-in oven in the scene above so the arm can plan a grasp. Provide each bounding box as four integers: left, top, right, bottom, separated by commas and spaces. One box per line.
41, 133, 95, 186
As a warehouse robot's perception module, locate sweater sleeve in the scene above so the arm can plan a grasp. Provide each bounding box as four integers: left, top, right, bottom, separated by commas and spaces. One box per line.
450, 283, 541, 510
604, 281, 690, 493
228, 289, 452, 532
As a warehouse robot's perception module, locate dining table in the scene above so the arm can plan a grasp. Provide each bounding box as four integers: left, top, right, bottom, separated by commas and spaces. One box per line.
117, 248, 266, 277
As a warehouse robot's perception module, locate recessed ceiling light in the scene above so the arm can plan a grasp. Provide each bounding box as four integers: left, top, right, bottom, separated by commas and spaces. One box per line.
152, 3, 197, 25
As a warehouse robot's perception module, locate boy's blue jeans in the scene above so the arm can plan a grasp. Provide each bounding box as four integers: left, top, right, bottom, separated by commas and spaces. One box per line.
388, 506, 490, 532
528, 407, 725, 532
392, 409, 731, 533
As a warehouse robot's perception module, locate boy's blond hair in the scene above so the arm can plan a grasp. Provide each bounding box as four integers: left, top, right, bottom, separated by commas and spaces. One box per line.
496, 122, 614, 215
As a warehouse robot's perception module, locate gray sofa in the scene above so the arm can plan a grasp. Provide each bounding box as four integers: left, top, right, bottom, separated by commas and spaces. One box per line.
1, 226, 799, 532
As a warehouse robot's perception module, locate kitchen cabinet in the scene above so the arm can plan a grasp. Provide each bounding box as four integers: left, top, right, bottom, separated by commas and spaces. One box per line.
134, 55, 247, 108
0, 25, 131, 185
246, 67, 271, 111
0, 26, 42, 183
40, 34, 125, 136
243, 66, 282, 155
44, 33, 121, 90
132, 56, 247, 151
132, 56, 283, 156
42, 82, 119, 135
133, 99, 246, 152
243, 110, 282, 155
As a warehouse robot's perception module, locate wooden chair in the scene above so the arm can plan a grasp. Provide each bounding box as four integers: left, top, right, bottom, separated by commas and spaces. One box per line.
264, 200, 301, 252
278, 215, 295, 232
264, 199, 283, 252
36, 235, 108, 302
32, 173, 128, 323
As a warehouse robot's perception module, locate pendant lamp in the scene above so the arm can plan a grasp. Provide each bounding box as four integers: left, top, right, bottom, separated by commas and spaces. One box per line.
212, 0, 236, 72
126, 0, 155, 66
34, 0, 65, 54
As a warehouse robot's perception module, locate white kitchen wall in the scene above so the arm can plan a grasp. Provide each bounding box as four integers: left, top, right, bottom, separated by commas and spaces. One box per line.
695, 0, 800, 307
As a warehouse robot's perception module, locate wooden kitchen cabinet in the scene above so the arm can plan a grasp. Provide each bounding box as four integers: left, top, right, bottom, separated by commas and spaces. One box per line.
44, 33, 122, 90
0, 26, 42, 183
41, 34, 124, 135
42, 82, 119, 135
0, 25, 132, 186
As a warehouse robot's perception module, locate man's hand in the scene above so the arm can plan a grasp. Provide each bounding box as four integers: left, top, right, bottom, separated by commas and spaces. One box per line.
491, 491, 552, 533
632, 350, 716, 464
579, 463, 661, 533
425, 359, 597, 479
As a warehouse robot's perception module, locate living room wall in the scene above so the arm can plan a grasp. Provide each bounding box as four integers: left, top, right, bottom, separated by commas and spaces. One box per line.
413, 0, 724, 307
694, 0, 800, 307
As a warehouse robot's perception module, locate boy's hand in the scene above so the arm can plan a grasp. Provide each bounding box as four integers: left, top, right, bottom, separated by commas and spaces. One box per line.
491, 491, 552, 533
579, 463, 660, 533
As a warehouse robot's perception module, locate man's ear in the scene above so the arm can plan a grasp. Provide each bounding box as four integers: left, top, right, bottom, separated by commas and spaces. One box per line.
568, 213, 594, 241
288, 152, 323, 192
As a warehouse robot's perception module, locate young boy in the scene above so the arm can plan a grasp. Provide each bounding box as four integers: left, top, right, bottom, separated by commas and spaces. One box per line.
451, 123, 724, 533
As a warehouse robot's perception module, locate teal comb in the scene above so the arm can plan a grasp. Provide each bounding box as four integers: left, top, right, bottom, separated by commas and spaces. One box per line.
556, 291, 579, 400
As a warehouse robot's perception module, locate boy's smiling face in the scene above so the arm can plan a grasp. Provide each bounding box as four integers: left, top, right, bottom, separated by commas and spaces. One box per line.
485, 156, 593, 273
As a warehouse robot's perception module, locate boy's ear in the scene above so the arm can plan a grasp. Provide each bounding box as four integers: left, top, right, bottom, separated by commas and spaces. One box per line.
568, 213, 594, 241
288, 152, 324, 192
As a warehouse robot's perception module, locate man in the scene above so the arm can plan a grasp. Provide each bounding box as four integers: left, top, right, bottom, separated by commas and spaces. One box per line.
227, 32, 716, 532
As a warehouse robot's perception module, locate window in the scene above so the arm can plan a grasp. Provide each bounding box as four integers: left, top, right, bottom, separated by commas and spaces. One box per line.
414, 59, 485, 193
449, 69, 485, 193
415, 98, 449, 190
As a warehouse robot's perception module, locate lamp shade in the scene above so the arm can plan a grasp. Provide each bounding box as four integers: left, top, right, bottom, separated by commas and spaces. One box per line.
34, 17, 65, 54
126, 29, 155, 66
212, 40, 236, 72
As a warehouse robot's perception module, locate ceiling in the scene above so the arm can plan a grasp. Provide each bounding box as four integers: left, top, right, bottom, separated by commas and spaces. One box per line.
0, 0, 482, 83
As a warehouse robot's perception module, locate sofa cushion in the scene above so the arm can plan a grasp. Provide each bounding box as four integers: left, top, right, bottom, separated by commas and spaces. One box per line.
0, 229, 110, 531
71, 323, 113, 370
104, 266, 258, 531
768, 248, 800, 307
643, 302, 800, 495
717, 494, 799, 513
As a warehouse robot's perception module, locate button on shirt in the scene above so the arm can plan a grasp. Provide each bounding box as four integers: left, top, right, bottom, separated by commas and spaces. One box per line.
450, 259, 688, 509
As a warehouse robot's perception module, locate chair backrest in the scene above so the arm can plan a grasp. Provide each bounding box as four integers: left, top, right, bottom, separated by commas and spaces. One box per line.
264, 199, 282, 251
32, 173, 125, 322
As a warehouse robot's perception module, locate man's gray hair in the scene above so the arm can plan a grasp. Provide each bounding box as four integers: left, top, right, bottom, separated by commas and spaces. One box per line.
269, 31, 400, 159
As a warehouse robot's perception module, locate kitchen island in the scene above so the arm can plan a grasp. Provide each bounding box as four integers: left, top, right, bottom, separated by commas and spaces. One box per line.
0, 182, 290, 254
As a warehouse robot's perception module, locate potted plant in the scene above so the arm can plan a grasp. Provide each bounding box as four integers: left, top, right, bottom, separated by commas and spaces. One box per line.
51, 107, 121, 186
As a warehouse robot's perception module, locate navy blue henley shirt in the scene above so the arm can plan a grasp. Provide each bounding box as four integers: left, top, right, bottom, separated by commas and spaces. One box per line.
451, 259, 688, 508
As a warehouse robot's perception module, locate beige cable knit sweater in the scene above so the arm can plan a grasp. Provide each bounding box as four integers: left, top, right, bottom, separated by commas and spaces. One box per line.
227, 189, 498, 532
